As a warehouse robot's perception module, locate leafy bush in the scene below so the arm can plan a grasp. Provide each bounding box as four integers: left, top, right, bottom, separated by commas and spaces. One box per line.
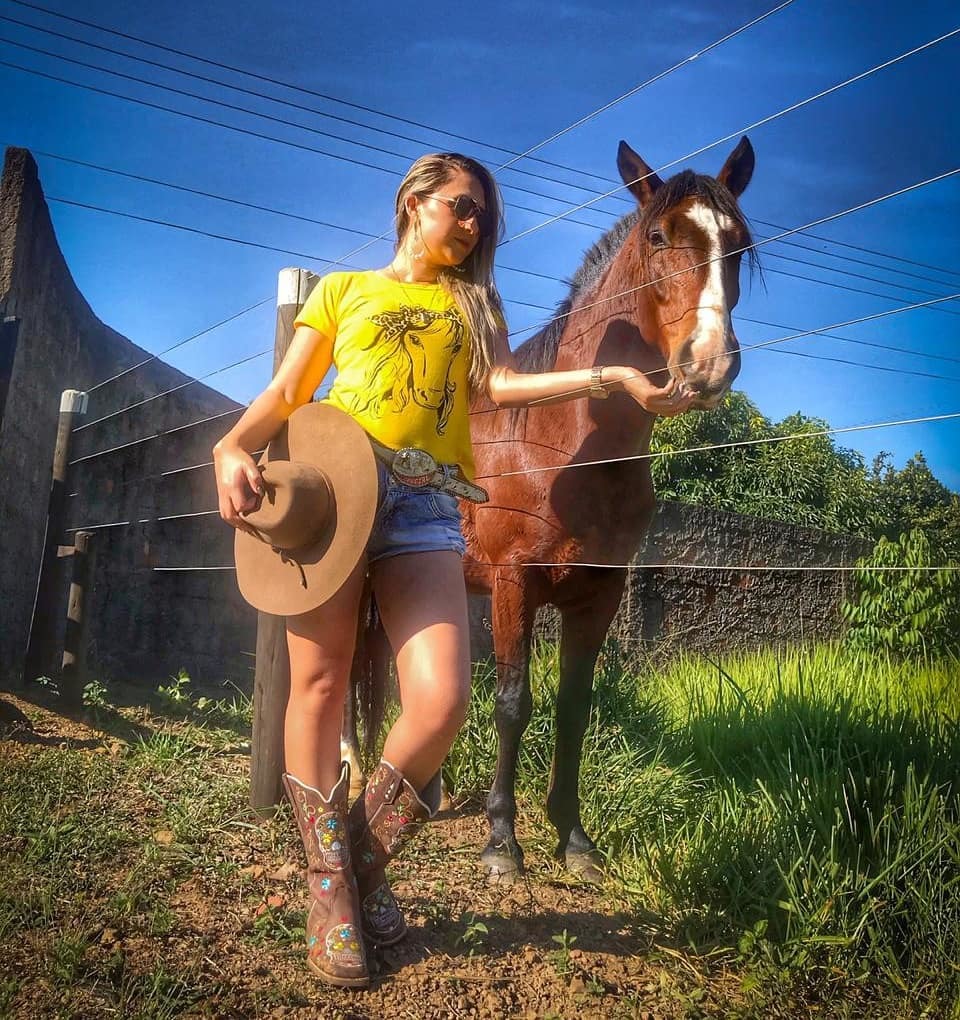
650, 391, 876, 534
841, 529, 960, 657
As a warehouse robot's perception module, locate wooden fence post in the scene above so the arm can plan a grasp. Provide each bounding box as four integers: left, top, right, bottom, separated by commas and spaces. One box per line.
24, 389, 88, 684
249, 268, 313, 815
60, 530, 95, 707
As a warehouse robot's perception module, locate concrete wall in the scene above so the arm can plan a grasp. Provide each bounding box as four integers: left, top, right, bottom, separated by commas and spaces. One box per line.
1, 145, 868, 697
468, 501, 870, 660
0, 147, 256, 689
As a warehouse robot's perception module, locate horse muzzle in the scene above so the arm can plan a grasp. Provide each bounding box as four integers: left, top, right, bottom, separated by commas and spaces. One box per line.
671, 325, 741, 409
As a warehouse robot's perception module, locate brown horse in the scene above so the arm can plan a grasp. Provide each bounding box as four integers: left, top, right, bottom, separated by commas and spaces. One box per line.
459, 136, 756, 881
346, 136, 756, 873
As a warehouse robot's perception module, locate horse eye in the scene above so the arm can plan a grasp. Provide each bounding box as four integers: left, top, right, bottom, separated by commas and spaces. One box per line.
648, 229, 667, 247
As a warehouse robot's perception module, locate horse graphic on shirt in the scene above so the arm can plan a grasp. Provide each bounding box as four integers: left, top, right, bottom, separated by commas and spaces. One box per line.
350, 304, 465, 435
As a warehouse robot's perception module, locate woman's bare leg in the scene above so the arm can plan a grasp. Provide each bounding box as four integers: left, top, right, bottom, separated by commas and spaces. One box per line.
284, 560, 367, 793
371, 550, 471, 791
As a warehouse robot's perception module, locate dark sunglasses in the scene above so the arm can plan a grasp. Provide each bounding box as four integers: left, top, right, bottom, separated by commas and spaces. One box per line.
425, 193, 491, 233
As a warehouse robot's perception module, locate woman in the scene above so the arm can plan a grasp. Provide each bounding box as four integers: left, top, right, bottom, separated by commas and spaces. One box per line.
214, 152, 692, 987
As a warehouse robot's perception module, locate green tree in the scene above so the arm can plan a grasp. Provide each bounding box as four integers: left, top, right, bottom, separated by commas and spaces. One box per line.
650, 391, 874, 534
869, 452, 960, 559
841, 529, 960, 657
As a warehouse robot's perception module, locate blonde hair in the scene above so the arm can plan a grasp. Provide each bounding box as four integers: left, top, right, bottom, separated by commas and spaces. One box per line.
394, 153, 505, 391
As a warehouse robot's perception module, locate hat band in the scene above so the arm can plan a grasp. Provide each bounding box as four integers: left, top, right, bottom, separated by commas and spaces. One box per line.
276, 547, 308, 589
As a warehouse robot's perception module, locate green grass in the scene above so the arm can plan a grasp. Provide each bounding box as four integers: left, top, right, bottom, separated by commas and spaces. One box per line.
2, 644, 957, 1017
448, 641, 960, 1018
0, 708, 255, 1018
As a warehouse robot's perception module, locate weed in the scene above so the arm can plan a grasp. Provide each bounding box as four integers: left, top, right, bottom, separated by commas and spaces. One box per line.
157, 668, 193, 708
48, 925, 93, 984
450, 641, 960, 1012
114, 961, 200, 1019
455, 911, 489, 956
149, 900, 177, 936
31, 674, 59, 697
82, 677, 111, 710
549, 928, 577, 976
249, 905, 304, 948
0, 977, 19, 1013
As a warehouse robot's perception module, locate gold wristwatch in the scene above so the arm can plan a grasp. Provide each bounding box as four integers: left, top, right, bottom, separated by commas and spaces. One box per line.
589, 365, 609, 399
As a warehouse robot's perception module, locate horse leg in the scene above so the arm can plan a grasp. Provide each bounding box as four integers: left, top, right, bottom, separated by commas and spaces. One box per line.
340, 685, 366, 800
481, 571, 535, 883
547, 574, 626, 883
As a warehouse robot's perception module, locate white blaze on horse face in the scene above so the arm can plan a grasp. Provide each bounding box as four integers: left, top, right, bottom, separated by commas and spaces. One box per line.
678, 202, 738, 405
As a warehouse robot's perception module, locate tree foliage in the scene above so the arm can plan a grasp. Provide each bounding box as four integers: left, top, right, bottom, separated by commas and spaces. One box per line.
869, 452, 960, 559
650, 391, 875, 535
650, 391, 958, 553
840, 529, 960, 657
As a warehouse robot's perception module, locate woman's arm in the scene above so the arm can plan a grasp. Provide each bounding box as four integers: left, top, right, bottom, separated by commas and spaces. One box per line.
213, 324, 334, 530
485, 329, 694, 417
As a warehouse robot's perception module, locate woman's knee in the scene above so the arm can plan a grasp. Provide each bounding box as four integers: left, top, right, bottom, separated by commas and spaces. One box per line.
288, 660, 351, 714
412, 675, 470, 736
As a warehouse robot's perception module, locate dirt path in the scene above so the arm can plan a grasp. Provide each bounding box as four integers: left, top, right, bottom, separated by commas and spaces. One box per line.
0, 692, 746, 1019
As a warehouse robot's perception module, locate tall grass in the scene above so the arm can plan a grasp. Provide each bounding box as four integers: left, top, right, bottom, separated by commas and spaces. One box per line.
448, 642, 960, 1015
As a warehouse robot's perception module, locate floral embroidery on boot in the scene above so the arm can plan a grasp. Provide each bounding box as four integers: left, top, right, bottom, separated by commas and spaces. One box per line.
349, 760, 441, 947
283, 766, 369, 987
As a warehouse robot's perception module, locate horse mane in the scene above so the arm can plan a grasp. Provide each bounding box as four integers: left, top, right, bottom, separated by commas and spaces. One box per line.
512, 170, 757, 374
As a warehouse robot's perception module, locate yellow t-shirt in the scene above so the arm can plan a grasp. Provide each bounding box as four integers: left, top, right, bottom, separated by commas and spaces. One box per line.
295, 270, 476, 479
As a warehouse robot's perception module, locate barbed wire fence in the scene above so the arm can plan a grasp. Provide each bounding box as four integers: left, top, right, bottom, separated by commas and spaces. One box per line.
11, 8, 958, 806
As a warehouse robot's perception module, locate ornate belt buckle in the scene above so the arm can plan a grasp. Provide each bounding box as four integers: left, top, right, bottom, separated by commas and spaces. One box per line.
392, 447, 439, 487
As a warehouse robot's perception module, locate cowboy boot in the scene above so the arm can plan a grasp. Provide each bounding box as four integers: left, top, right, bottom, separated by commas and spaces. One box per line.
348, 759, 441, 946
282, 764, 369, 987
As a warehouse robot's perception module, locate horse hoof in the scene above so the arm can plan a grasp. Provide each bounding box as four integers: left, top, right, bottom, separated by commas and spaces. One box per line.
485, 862, 520, 886
481, 848, 523, 885
565, 849, 605, 885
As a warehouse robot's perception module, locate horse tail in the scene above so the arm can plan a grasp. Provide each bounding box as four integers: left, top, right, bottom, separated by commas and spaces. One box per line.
352, 583, 393, 761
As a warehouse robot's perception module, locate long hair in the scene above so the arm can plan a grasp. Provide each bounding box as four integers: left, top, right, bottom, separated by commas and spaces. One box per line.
394, 153, 505, 391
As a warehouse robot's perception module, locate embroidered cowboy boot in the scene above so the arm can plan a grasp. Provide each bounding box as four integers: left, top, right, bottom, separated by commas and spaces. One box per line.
282, 765, 369, 987
348, 759, 441, 946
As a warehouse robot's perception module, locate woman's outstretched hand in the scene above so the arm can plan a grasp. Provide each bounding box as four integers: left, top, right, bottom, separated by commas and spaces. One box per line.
213, 442, 265, 536
618, 370, 695, 417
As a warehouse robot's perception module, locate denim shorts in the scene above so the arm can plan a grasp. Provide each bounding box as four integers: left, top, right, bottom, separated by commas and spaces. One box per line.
366, 462, 466, 564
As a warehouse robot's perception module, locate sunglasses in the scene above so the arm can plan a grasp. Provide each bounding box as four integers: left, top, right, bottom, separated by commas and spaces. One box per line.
424, 193, 491, 233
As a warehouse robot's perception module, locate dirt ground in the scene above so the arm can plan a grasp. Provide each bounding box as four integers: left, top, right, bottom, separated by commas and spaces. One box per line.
0, 692, 751, 1019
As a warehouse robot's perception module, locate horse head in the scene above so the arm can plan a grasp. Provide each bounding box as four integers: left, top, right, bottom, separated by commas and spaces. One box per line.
616, 136, 755, 409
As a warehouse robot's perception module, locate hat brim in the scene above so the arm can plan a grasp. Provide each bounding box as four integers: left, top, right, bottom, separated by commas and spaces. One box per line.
234, 403, 378, 616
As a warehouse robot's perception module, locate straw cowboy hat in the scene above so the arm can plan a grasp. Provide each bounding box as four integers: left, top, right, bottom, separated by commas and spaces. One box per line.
234, 403, 378, 616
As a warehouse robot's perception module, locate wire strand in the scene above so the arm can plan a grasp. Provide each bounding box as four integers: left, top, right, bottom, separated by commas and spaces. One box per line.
503, 27, 960, 245
68, 407, 243, 465
505, 167, 960, 360
754, 217, 960, 283
736, 314, 960, 367
0, 37, 626, 218
2, 0, 793, 188
475, 410, 960, 480
0, 0, 629, 182
147, 563, 960, 573
85, 296, 272, 394
0, 13, 646, 207
468, 0, 797, 177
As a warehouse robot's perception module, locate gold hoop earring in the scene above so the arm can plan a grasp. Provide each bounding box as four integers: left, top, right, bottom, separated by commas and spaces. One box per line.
408, 218, 425, 261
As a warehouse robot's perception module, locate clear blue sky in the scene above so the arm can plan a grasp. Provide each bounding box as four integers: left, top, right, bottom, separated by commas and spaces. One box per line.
2, 0, 958, 489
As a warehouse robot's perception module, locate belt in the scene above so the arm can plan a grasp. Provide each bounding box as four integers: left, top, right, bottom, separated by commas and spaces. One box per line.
368, 438, 488, 504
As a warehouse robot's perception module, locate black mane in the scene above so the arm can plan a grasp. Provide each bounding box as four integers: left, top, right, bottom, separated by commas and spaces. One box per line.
512, 170, 756, 374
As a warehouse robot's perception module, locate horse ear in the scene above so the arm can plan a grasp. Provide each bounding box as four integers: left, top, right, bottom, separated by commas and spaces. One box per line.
617, 141, 663, 208
717, 136, 755, 199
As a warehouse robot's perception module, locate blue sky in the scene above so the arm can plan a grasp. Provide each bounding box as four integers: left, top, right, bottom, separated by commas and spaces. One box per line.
1, 0, 958, 489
